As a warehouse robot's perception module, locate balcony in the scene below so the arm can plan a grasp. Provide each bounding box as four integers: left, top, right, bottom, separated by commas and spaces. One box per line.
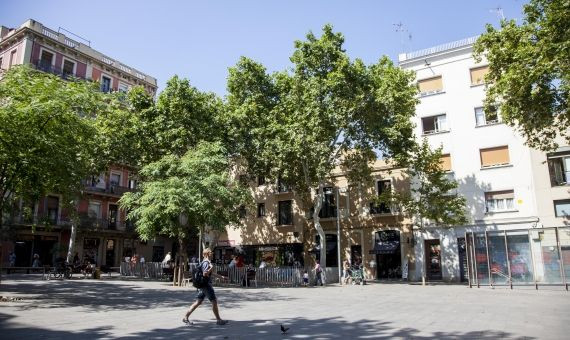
32, 59, 85, 80
83, 181, 136, 196
78, 215, 134, 231
4, 213, 72, 227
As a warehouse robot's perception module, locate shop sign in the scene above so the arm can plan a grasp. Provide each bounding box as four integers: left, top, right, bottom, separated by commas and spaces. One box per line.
217, 240, 235, 247
258, 246, 278, 251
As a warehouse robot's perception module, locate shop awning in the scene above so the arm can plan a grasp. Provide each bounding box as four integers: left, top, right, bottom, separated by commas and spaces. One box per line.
369, 240, 400, 255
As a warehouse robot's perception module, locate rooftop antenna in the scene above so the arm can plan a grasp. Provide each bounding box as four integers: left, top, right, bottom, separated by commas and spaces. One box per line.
393, 22, 408, 53
58, 26, 91, 47
489, 6, 505, 22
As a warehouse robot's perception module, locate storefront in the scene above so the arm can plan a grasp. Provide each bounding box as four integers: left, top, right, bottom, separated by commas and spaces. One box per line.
369, 230, 402, 279
241, 243, 304, 267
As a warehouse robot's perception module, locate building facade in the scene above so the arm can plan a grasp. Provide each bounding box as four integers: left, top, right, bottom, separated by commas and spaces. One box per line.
0, 19, 171, 268
399, 37, 570, 283
208, 161, 414, 282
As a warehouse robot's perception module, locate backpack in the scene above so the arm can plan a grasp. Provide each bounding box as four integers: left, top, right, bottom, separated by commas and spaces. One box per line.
192, 262, 207, 288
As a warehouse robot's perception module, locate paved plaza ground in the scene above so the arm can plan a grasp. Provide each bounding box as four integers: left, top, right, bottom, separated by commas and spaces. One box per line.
0, 276, 569, 339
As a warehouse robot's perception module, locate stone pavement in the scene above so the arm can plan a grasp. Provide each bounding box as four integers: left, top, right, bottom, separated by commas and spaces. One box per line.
0, 276, 568, 339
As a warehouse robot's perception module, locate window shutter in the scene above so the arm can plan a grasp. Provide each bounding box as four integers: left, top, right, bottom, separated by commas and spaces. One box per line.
440, 154, 452, 171
480, 146, 510, 167
485, 190, 514, 200
418, 76, 443, 93
470, 66, 489, 85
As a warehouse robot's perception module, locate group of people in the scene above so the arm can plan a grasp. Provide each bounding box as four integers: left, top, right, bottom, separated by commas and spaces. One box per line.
124, 253, 145, 264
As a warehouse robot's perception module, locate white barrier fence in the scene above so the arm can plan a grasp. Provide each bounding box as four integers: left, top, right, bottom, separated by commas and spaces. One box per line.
120, 262, 164, 279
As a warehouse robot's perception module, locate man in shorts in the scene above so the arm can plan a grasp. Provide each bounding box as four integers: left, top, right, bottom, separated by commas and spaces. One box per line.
182, 248, 228, 325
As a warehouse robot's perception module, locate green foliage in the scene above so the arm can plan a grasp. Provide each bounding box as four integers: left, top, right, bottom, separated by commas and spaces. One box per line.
225, 24, 418, 196
0, 66, 112, 224
224, 24, 418, 268
385, 140, 467, 228
474, 0, 570, 151
119, 141, 250, 241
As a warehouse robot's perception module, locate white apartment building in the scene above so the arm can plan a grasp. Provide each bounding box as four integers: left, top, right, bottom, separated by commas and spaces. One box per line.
399, 37, 545, 283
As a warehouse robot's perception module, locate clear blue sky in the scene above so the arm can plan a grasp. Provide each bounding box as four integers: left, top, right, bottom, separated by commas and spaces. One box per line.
1, 0, 526, 96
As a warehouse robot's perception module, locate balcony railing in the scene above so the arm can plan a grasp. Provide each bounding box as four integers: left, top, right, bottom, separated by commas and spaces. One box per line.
32, 59, 85, 80
4, 213, 72, 227
78, 215, 134, 231
83, 181, 136, 196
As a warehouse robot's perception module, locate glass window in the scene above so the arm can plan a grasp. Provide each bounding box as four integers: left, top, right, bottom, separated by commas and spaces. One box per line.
530, 229, 562, 283
475, 107, 499, 126
548, 154, 570, 186
422, 114, 448, 134
239, 205, 246, 219
101, 76, 112, 93
88, 201, 101, 219
506, 231, 534, 283
39, 50, 53, 70
485, 190, 515, 213
320, 187, 336, 218
110, 173, 121, 186
315, 234, 338, 267
257, 176, 266, 186
554, 200, 570, 217
370, 180, 391, 214
62, 59, 75, 77
278, 200, 292, 225
257, 203, 265, 217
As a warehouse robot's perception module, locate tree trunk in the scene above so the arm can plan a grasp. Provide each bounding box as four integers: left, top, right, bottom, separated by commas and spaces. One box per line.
66, 223, 77, 263
313, 185, 326, 284
177, 238, 187, 287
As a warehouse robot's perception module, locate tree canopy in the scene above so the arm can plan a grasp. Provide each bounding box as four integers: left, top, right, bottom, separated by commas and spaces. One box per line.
225, 25, 418, 269
119, 141, 249, 243
0, 66, 120, 225
474, 0, 570, 151
384, 140, 467, 228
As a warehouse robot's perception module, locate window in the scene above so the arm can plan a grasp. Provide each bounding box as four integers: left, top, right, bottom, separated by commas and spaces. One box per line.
39, 50, 53, 70
278, 200, 293, 225
480, 146, 510, 168
475, 106, 499, 126
315, 234, 338, 267
46, 196, 59, 224
88, 201, 101, 219
128, 178, 137, 189
62, 59, 75, 78
440, 154, 452, 172
370, 180, 391, 214
0, 57, 3, 69
101, 76, 112, 93
239, 205, 247, 219
257, 203, 265, 217
320, 187, 337, 218
257, 176, 266, 186
547, 153, 570, 186
485, 190, 515, 213
422, 114, 448, 134
554, 200, 570, 217
418, 76, 443, 95
470, 66, 489, 85
9, 49, 17, 67
118, 83, 129, 93
110, 173, 121, 187
278, 178, 290, 193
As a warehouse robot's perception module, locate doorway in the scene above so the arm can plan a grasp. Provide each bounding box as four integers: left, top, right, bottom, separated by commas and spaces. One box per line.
374, 230, 402, 279
108, 204, 118, 230
350, 245, 362, 266
106, 239, 115, 267
457, 237, 468, 282
425, 239, 442, 280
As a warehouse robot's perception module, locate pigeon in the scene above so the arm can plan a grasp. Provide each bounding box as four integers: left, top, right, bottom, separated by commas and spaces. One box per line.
280, 324, 289, 334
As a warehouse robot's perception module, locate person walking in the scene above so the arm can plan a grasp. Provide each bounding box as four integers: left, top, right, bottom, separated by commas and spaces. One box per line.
182, 248, 228, 326
314, 261, 323, 286
342, 259, 351, 285
9, 251, 16, 267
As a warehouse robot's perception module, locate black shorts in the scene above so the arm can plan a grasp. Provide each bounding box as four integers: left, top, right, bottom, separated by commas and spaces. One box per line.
196, 283, 217, 302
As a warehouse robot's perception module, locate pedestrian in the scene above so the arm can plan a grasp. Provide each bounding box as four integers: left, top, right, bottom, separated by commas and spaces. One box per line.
314, 261, 323, 286
9, 251, 16, 267
182, 248, 228, 326
343, 259, 351, 285
303, 270, 309, 286
32, 254, 41, 268
162, 252, 172, 267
